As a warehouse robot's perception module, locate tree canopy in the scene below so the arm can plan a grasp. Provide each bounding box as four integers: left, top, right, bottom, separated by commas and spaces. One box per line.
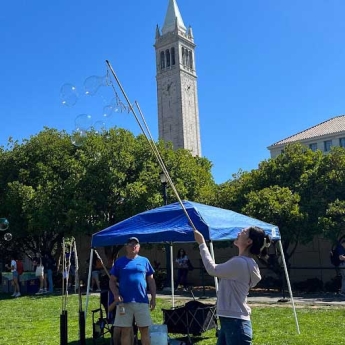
0, 127, 216, 257
216, 143, 345, 264
2, 130, 345, 273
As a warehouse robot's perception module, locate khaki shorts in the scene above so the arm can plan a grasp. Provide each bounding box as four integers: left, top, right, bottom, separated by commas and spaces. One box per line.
114, 303, 152, 328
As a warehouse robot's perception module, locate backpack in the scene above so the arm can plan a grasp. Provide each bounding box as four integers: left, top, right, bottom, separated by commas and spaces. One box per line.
330, 247, 341, 267
16, 260, 24, 275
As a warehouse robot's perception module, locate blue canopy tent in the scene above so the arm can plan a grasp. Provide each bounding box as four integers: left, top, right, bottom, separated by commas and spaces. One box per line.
91, 200, 281, 246
86, 201, 299, 333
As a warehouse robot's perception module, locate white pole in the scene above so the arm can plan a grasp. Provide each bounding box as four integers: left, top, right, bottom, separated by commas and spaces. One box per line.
85, 249, 94, 316
209, 241, 218, 292
170, 243, 175, 307
278, 240, 300, 334
73, 240, 79, 294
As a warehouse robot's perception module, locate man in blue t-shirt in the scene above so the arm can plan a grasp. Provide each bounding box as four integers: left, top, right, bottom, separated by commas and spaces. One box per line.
109, 237, 156, 345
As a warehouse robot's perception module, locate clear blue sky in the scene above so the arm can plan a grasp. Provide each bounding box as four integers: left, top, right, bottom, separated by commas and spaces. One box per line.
1, 0, 345, 184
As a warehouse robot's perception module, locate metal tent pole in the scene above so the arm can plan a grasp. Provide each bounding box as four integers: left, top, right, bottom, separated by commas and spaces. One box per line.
278, 240, 300, 334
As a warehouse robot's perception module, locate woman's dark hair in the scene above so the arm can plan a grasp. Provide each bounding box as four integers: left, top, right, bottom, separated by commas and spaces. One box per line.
248, 226, 271, 257
177, 248, 186, 259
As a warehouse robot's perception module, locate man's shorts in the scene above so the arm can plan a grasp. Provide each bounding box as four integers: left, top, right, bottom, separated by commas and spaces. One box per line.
12, 271, 19, 279
114, 303, 152, 328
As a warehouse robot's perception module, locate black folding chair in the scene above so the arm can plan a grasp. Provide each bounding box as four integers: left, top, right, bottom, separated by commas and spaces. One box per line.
92, 290, 140, 345
92, 290, 114, 345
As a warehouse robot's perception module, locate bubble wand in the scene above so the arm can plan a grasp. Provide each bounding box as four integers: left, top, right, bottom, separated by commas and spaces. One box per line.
105, 60, 197, 233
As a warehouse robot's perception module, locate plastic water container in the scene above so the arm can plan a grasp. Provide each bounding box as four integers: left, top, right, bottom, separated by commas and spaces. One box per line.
149, 324, 168, 345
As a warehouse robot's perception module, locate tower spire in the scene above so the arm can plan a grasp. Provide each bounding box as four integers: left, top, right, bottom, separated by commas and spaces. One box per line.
162, 0, 186, 35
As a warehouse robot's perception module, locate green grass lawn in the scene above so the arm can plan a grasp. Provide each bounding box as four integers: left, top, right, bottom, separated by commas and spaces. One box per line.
1, 292, 345, 345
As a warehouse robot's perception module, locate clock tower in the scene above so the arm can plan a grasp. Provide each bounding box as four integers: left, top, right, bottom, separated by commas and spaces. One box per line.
154, 0, 201, 156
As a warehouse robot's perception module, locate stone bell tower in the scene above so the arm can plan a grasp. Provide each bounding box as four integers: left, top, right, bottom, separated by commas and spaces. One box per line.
154, 0, 201, 156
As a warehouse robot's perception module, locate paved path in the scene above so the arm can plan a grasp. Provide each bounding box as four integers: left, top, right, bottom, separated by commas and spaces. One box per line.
157, 290, 345, 306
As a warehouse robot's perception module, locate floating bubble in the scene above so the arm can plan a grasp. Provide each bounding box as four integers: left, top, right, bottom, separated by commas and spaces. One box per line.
92, 121, 107, 133
71, 128, 87, 147
110, 98, 123, 114
75, 114, 93, 130
4, 232, 12, 241
84, 75, 110, 96
0, 218, 9, 231
102, 104, 114, 119
60, 83, 78, 106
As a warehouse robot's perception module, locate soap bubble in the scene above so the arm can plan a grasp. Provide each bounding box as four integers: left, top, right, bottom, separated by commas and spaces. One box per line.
0, 218, 9, 231
92, 121, 107, 133
4, 232, 12, 241
102, 105, 114, 119
71, 128, 87, 147
84, 75, 110, 96
75, 114, 93, 130
60, 83, 78, 106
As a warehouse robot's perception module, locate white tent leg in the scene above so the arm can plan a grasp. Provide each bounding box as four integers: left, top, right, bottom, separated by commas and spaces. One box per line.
85, 249, 94, 316
209, 241, 219, 292
170, 243, 175, 307
278, 240, 300, 334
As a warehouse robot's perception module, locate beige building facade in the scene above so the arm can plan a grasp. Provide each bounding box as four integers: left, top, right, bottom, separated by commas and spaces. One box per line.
268, 115, 345, 158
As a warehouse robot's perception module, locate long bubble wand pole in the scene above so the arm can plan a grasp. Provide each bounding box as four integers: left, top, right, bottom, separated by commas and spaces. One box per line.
105, 59, 197, 232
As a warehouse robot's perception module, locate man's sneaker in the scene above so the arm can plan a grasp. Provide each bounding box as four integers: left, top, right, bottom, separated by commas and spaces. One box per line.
15, 292, 21, 297
11, 292, 17, 297
96, 289, 101, 292
36, 289, 44, 295
43, 289, 47, 294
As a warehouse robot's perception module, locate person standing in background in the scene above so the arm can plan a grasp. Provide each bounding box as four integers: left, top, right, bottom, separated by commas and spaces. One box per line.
336, 240, 345, 295
175, 248, 189, 291
36, 253, 47, 295
90, 254, 102, 292
43, 251, 56, 293
5, 254, 21, 297
32, 253, 39, 272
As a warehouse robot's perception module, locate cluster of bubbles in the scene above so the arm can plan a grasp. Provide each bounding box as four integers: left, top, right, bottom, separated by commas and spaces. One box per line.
0, 218, 12, 241
60, 72, 130, 147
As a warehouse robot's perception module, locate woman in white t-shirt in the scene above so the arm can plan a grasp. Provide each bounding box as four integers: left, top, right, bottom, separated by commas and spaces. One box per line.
175, 248, 189, 291
6, 255, 21, 297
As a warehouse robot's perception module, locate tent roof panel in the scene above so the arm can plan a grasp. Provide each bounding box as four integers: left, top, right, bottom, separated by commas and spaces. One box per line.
91, 201, 280, 247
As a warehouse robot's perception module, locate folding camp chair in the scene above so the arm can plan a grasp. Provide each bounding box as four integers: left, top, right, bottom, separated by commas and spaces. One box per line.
92, 290, 114, 344
92, 290, 140, 345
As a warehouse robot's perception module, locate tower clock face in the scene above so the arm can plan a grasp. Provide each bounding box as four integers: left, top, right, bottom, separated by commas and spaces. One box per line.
162, 80, 176, 97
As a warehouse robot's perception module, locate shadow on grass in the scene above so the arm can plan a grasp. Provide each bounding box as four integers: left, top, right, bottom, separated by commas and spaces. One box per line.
0, 292, 61, 301
66, 334, 215, 345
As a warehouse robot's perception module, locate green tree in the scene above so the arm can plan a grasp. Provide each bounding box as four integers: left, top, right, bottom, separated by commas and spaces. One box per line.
242, 186, 305, 262
0, 127, 216, 260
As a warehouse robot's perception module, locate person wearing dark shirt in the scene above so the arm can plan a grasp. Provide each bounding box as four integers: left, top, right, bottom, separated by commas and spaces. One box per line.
337, 240, 345, 295
91, 254, 102, 292
43, 252, 56, 293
